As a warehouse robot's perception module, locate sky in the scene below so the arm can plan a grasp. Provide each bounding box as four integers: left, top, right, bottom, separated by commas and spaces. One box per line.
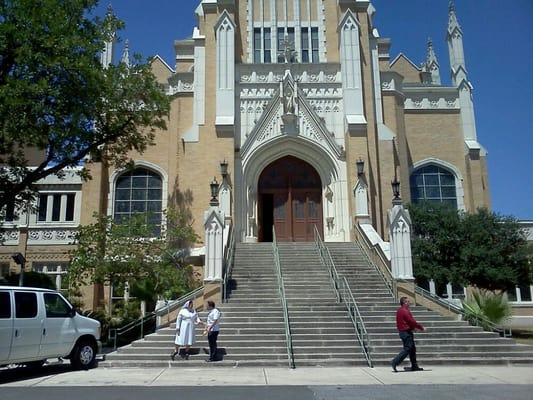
93, 0, 533, 220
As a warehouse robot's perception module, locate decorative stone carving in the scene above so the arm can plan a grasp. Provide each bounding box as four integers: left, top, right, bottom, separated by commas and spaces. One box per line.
388, 205, 414, 280
27, 228, 78, 245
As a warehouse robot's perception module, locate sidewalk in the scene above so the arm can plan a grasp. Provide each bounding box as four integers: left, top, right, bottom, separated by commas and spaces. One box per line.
2, 365, 533, 387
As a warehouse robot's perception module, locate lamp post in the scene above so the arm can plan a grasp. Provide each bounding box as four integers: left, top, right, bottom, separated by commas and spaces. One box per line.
391, 177, 401, 205
356, 158, 365, 176
12, 252, 26, 287
210, 177, 220, 206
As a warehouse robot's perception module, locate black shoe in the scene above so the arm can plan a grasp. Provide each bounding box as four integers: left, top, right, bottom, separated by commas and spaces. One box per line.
170, 352, 177, 361
411, 366, 424, 372
391, 362, 398, 373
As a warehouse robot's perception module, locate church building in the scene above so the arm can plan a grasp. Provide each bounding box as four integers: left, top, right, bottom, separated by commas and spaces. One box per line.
1, 0, 493, 308
91, 0, 489, 244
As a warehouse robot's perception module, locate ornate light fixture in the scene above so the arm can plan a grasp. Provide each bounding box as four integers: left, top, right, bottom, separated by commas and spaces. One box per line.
356, 158, 365, 176
391, 177, 401, 203
210, 177, 220, 206
220, 159, 228, 178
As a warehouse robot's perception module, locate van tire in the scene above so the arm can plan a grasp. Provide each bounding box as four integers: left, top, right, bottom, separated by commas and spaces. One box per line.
70, 339, 97, 370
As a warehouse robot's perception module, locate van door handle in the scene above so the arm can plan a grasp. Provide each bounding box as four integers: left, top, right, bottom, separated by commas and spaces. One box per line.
14, 329, 19, 337
43, 328, 46, 336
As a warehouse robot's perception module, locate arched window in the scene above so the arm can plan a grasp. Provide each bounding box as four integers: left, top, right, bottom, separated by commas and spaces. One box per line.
410, 165, 457, 208
114, 168, 163, 235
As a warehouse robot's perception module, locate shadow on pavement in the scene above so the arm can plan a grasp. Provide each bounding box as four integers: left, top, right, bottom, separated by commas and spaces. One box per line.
0, 362, 75, 385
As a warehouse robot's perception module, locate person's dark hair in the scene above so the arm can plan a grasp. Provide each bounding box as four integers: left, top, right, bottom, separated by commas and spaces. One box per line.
207, 300, 215, 308
399, 297, 409, 306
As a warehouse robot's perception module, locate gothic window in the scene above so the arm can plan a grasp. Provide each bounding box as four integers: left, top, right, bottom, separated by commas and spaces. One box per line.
114, 168, 163, 235
410, 165, 458, 208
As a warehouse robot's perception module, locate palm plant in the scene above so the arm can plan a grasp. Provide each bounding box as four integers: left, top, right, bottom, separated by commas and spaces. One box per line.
462, 289, 512, 330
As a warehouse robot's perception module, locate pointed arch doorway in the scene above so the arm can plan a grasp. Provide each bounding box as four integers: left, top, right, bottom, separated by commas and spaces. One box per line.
258, 156, 323, 242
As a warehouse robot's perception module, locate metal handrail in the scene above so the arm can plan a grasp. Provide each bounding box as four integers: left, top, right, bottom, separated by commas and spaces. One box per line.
109, 286, 204, 350
272, 227, 295, 369
313, 226, 372, 367
353, 223, 396, 298
222, 224, 235, 303
354, 222, 511, 338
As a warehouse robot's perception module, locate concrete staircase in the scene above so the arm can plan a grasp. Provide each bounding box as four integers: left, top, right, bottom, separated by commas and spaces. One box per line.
101, 243, 291, 367
278, 242, 367, 366
326, 242, 533, 366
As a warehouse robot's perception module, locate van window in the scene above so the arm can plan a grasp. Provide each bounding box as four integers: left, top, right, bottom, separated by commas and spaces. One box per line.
0, 292, 11, 318
15, 292, 38, 318
43, 293, 71, 318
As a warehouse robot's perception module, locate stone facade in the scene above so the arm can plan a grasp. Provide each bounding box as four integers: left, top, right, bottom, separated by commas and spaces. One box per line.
1, 1, 492, 309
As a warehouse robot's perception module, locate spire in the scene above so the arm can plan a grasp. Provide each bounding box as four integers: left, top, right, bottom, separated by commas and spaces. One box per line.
121, 39, 131, 67
425, 37, 441, 85
447, 0, 462, 37
100, 3, 116, 69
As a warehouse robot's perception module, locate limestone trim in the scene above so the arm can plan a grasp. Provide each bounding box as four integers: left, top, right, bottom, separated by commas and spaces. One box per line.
240, 71, 343, 160
410, 158, 465, 211
107, 160, 169, 227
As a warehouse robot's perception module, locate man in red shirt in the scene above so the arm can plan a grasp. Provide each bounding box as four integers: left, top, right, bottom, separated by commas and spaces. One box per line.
391, 296, 425, 372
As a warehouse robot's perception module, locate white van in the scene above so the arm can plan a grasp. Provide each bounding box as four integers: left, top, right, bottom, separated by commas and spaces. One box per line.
0, 286, 101, 370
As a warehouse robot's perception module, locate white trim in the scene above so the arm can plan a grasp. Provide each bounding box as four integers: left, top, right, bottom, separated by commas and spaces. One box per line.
390, 52, 422, 71
151, 54, 175, 73
410, 158, 465, 211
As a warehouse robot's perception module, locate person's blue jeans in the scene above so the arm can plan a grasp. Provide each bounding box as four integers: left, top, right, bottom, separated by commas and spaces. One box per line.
392, 330, 418, 368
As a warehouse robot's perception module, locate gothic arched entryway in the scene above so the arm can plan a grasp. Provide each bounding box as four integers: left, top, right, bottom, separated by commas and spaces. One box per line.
258, 156, 323, 242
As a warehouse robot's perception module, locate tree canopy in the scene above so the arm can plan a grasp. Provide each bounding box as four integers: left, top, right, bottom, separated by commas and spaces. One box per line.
0, 0, 170, 212
67, 210, 199, 312
409, 202, 531, 292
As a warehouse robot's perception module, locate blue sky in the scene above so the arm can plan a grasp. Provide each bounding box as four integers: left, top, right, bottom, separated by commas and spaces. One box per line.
94, 0, 533, 220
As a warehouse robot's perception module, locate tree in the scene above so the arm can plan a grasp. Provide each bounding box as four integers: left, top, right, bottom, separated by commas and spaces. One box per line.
409, 203, 531, 292
409, 202, 463, 285
0, 0, 170, 213
67, 210, 198, 313
460, 208, 530, 291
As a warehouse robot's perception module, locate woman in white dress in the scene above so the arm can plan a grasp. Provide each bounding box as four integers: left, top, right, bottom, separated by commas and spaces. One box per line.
170, 300, 201, 360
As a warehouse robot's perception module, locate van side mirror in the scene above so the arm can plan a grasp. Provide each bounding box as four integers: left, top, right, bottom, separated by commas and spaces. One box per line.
69, 307, 77, 318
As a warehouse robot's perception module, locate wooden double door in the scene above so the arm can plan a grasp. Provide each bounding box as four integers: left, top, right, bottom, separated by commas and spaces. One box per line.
258, 156, 323, 242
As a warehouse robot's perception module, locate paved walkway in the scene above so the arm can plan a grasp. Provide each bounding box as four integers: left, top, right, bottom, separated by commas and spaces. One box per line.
1, 365, 533, 387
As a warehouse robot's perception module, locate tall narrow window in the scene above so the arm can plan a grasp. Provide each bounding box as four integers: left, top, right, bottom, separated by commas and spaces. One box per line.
263, 28, 271, 63
65, 194, 75, 222
38, 195, 48, 222
52, 194, 61, 221
301, 27, 309, 63
311, 27, 319, 63
253, 28, 261, 63
287, 27, 295, 61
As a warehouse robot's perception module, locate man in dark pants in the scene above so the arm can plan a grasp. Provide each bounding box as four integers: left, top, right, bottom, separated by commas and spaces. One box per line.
205, 300, 221, 362
391, 296, 425, 372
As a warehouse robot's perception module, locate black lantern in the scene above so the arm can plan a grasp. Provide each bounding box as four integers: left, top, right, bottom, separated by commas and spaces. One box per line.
210, 177, 220, 206
356, 158, 365, 176
391, 177, 401, 202
220, 159, 228, 178
12, 252, 26, 286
